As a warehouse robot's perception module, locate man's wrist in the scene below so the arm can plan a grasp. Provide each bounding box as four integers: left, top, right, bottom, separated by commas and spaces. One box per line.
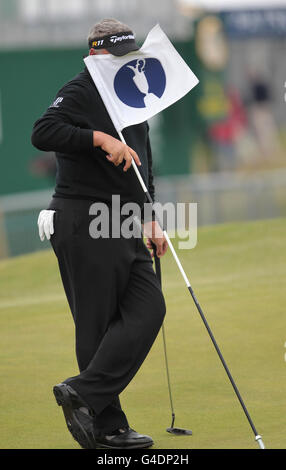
143, 220, 164, 240
93, 131, 105, 147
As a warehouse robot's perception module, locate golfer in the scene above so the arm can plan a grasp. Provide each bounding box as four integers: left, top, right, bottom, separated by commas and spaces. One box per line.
31, 18, 167, 449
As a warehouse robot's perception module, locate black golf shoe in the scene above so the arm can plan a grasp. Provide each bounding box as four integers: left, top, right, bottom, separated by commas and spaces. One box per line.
53, 382, 96, 449
95, 426, 154, 449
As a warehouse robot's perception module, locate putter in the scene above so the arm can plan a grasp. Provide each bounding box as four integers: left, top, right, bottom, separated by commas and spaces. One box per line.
149, 217, 265, 447
152, 242, 192, 436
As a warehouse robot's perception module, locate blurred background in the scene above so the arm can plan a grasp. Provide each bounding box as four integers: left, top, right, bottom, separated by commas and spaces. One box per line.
0, 0, 286, 257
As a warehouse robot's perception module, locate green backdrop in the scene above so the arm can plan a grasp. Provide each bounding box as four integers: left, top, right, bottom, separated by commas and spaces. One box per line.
0, 42, 201, 196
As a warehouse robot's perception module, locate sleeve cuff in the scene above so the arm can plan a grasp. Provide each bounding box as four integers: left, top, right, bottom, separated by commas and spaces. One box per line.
79, 129, 94, 151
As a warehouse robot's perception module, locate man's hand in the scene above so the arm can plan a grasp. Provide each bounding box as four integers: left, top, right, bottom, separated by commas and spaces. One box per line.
37, 210, 55, 241
93, 131, 141, 172
143, 220, 168, 258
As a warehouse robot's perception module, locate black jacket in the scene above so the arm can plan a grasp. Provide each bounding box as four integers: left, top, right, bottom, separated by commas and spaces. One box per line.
31, 67, 155, 208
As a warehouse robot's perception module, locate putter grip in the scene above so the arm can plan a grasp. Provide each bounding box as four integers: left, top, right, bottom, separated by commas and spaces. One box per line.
151, 241, 162, 287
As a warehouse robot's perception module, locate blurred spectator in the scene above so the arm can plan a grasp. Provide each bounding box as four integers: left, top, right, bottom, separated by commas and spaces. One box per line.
207, 88, 247, 171
246, 70, 282, 159
29, 152, 57, 181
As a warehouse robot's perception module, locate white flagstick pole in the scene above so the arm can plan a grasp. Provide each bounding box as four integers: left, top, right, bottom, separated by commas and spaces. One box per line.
118, 130, 191, 288
117, 130, 265, 450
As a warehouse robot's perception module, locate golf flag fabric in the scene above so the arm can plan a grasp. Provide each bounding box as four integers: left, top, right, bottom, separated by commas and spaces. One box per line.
84, 24, 199, 132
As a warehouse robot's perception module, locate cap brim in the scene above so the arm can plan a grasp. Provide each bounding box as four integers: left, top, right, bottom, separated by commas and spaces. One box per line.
106, 42, 140, 57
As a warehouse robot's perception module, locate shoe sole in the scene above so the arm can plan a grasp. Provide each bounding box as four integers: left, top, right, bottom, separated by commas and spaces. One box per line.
96, 441, 154, 449
53, 383, 96, 449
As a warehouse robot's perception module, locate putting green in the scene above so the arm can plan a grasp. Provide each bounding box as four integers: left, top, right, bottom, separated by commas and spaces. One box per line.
0, 218, 285, 449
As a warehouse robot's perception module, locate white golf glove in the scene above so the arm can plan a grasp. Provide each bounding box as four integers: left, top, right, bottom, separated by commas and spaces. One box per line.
37, 209, 55, 241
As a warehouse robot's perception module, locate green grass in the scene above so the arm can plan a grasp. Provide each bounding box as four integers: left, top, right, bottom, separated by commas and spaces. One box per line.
0, 217, 286, 449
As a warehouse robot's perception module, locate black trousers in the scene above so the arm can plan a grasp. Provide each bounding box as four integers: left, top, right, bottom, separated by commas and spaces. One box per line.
48, 197, 166, 434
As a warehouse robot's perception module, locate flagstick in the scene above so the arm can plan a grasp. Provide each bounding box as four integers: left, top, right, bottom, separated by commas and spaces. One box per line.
117, 130, 265, 449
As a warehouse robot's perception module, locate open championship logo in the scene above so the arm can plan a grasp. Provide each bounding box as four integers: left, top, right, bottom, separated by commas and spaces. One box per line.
114, 58, 166, 108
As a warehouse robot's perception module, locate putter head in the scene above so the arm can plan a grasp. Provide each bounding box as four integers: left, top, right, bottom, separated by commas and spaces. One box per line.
166, 427, 192, 435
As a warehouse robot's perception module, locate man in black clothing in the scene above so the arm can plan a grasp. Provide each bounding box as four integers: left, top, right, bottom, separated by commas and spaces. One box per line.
32, 18, 167, 449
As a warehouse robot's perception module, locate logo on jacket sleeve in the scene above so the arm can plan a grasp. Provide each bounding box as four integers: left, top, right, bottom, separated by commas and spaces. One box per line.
49, 97, 64, 108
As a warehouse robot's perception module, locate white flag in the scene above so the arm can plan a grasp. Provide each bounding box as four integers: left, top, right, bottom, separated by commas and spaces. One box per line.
84, 24, 199, 132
